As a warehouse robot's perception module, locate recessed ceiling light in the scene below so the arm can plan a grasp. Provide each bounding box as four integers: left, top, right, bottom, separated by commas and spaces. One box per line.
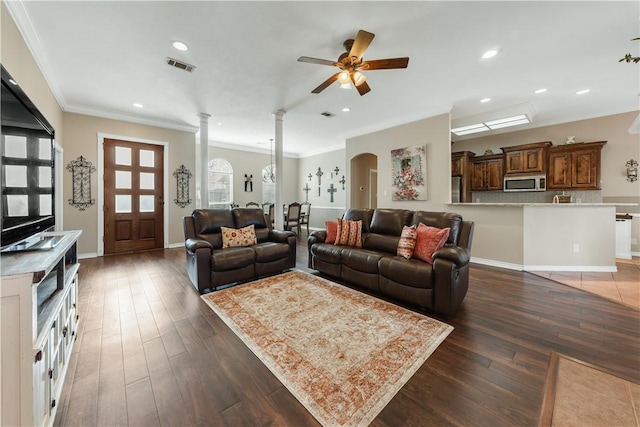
576, 89, 590, 95
172, 41, 188, 51
480, 98, 491, 103
342, 107, 351, 112
534, 88, 547, 94
217, 122, 222, 126
482, 50, 498, 59
133, 103, 143, 108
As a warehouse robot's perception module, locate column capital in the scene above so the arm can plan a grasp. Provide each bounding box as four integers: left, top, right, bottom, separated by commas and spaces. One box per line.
198, 113, 212, 121
272, 109, 286, 118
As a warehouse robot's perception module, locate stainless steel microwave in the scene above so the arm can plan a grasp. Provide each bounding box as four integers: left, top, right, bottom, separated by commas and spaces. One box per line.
503, 175, 546, 192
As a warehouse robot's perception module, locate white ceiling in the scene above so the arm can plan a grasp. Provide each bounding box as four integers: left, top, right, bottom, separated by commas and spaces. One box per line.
7, 1, 640, 157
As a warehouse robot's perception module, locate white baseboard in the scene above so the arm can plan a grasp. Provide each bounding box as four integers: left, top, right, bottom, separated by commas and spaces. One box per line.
78, 252, 97, 259
470, 257, 523, 271
469, 257, 619, 273
168, 242, 185, 249
523, 265, 617, 273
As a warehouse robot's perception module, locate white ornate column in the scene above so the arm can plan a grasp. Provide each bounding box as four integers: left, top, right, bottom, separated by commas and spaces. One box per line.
198, 113, 211, 208
274, 109, 286, 229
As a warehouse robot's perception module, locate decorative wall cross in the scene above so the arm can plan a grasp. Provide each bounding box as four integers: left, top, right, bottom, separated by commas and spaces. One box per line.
316, 167, 324, 185
339, 175, 346, 190
308, 173, 312, 181
303, 183, 311, 202
327, 183, 337, 202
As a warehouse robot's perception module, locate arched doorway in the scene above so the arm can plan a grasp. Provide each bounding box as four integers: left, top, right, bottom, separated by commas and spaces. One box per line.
350, 153, 378, 209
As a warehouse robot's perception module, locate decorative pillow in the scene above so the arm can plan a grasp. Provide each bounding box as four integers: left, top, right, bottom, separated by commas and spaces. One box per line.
325, 220, 338, 244
334, 218, 363, 248
413, 223, 450, 264
221, 224, 257, 248
397, 225, 417, 260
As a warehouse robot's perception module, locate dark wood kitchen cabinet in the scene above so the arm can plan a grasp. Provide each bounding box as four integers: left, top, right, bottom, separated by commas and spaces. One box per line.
547, 141, 606, 190
471, 154, 504, 191
451, 151, 475, 202
501, 141, 552, 175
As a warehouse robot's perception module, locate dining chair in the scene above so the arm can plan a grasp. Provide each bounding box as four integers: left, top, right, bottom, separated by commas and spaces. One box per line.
283, 202, 302, 235
300, 202, 311, 234
229, 202, 239, 209
246, 201, 260, 208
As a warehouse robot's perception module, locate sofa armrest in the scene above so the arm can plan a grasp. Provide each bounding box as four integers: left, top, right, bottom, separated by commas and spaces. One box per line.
309, 230, 326, 243
185, 238, 213, 252
307, 230, 327, 268
432, 246, 470, 268
269, 229, 296, 243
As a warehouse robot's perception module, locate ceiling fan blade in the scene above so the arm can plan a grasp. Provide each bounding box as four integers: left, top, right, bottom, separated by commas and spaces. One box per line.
354, 80, 371, 96
297, 56, 338, 66
361, 57, 410, 70
311, 72, 339, 94
348, 30, 375, 61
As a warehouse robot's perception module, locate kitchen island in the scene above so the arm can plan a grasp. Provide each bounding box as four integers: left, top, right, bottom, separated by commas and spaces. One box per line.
448, 203, 636, 272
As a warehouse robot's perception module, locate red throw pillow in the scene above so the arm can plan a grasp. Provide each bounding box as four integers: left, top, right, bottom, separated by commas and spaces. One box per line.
325, 220, 338, 244
413, 223, 450, 264
397, 225, 417, 259
334, 218, 363, 248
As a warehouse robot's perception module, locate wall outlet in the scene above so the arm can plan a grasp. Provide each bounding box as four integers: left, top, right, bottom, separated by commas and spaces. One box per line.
573, 244, 580, 253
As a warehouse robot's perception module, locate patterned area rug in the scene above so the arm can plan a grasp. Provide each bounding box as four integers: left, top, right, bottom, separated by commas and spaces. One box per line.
201, 270, 453, 427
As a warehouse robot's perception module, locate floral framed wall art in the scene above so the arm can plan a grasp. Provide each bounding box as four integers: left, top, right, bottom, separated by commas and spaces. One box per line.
391, 144, 427, 201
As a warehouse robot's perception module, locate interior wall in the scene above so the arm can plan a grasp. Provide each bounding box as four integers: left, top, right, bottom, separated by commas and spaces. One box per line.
63, 113, 196, 255
350, 153, 377, 209
1, 3, 63, 142
298, 149, 346, 229
206, 144, 299, 209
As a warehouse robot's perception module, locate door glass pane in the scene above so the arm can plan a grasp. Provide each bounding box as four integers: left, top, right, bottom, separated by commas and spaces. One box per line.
115, 195, 132, 213
115, 171, 132, 189
115, 147, 131, 165
39, 167, 52, 188
39, 139, 52, 159
6, 195, 28, 216
139, 150, 154, 167
39, 194, 52, 215
5, 165, 27, 187
139, 172, 154, 190
139, 195, 154, 212
4, 135, 27, 158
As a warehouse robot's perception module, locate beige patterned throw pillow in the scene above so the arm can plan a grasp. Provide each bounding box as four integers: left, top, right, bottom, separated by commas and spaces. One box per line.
221, 224, 257, 248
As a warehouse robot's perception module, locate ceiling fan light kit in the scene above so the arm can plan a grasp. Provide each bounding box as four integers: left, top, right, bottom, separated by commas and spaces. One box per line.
298, 29, 409, 96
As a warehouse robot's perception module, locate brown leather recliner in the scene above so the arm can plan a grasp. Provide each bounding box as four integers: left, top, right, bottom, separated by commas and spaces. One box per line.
308, 208, 474, 318
183, 208, 296, 293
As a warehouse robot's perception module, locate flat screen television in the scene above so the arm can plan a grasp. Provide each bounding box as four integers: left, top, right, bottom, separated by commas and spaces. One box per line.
1, 64, 56, 251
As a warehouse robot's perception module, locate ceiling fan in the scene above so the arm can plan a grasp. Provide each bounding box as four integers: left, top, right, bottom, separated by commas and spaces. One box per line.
297, 29, 409, 96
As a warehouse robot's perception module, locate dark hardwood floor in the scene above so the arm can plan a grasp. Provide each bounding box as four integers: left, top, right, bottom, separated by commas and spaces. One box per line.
55, 233, 640, 426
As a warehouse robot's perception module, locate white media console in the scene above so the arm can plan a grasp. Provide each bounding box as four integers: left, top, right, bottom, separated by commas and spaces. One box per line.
1, 230, 82, 426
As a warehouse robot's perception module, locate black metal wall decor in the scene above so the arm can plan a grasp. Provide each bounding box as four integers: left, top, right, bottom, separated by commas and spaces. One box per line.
67, 155, 95, 211
303, 183, 311, 202
339, 175, 346, 190
244, 174, 253, 192
173, 164, 192, 208
316, 167, 324, 185
327, 183, 337, 202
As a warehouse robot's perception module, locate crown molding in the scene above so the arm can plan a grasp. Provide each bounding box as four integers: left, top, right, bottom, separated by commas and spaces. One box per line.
5, 0, 67, 109
65, 104, 199, 133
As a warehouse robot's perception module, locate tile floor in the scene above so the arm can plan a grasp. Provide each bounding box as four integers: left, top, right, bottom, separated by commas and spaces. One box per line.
531, 257, 640, 311
551, 355, 640, 427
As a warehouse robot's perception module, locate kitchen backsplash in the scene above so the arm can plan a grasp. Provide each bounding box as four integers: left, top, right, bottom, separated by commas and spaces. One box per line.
471, 190, 603, 204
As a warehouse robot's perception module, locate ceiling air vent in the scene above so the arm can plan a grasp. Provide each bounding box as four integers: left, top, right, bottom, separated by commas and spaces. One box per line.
321, 111, 335, 118
166, 57, 196, 72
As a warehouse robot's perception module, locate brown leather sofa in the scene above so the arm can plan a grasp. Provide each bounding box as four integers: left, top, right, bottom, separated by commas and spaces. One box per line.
184, 208, 296, 293
307, 209, 474, 318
